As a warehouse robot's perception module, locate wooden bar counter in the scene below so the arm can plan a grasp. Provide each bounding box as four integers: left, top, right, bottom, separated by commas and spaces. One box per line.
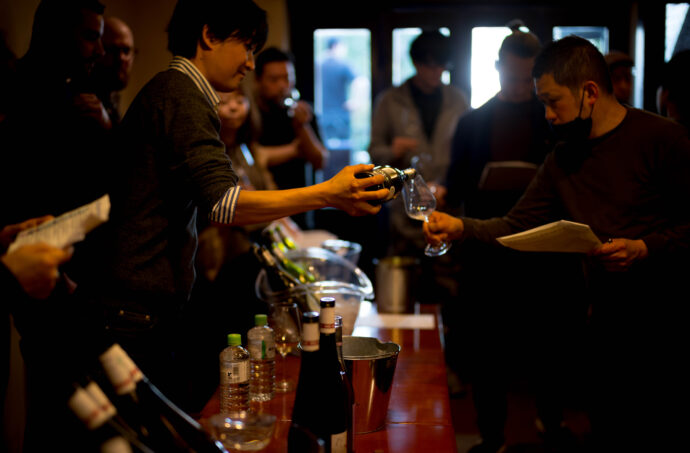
199, 301, 457, 452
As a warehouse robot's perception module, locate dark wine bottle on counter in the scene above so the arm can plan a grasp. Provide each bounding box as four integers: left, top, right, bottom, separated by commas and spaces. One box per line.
99, 343, 229, 453
290, 310, 349, 453
318, 298, 351, 453
335, 315, 356, 453
354, 165, 416, 205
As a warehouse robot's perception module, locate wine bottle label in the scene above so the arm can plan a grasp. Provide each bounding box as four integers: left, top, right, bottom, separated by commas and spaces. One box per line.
85, 381, 117, 418
301, 323, 320, 351
221, 361, 249, 384
331, 431, 347, 453
68, 387, 109, 430
99, 344, 143, 395
319, 306, 335, 333
248, 338, 275, 360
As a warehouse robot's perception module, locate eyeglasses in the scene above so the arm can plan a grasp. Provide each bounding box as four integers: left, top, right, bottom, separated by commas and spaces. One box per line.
105, 45, 137, 59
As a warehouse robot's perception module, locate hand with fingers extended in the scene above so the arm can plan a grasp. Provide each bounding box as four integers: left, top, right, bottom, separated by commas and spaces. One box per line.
589, 238, 648, 272
323, 164, 389, 216
423, 211, 465, 247
1, 243, 73, 299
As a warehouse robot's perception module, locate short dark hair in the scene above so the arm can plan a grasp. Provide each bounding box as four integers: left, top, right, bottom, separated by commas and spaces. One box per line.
254, 47, 294, 79
167, 0, 267, 59
409, 30, 452, 67
533, 35, 613, 95
498, 31, 541, 61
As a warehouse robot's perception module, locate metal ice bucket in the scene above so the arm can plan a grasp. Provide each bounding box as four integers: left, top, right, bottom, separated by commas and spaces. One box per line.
342, 336, 401, 433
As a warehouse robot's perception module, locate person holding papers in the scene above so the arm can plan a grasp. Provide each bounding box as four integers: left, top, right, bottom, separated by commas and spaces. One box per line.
425, 36, 690, 453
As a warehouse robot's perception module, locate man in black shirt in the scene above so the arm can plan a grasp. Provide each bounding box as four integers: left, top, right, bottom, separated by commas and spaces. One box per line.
426, 36, 690, 453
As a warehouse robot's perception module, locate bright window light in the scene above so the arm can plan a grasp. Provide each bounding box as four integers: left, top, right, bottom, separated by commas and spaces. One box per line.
470, 27, 512, 108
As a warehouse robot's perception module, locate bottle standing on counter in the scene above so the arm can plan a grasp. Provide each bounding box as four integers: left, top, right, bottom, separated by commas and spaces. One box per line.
318, 297, 350, 453
220, 333, 250, 414
248, 314, 276, 402
354, 165, 416, 206
335, 315, 355, 453
290, 311, 349, 453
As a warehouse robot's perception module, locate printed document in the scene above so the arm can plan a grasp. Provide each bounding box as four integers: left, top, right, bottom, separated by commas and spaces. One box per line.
496, 220, 601, 253
8, 194, 110, 253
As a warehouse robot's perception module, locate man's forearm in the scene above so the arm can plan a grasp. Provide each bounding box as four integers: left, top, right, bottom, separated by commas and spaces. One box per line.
295, 124, 327, 169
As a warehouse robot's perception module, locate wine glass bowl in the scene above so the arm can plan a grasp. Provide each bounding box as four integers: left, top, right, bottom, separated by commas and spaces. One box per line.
402, 174, 451, 257
267, 302, 301, 393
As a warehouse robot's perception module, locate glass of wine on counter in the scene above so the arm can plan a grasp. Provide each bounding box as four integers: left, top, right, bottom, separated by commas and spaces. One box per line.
402, 173, 452, 257
268, 301, 301, 392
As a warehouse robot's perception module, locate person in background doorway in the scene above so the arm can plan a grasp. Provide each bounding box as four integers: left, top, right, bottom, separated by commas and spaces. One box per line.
657, 49, 690, 131
251, 47, 328, 228
91, 16, 135, 125
604, 50, 634, 105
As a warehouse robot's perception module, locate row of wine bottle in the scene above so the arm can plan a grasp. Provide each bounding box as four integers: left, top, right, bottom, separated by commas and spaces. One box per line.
68, 343, 230, 453
288, 297, 356, 453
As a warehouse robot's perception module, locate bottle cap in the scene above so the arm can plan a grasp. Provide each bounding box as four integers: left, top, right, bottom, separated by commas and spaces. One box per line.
320, 297, 336, 308
227, 333, 242, 346
255, 314, 268, 326
302, 311, 319, 323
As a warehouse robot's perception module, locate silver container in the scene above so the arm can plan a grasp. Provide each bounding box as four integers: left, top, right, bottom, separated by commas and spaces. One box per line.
342, 336, 401, 433
374, 256, 418, 313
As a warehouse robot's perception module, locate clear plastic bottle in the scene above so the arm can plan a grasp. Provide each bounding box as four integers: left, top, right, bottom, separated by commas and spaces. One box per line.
219, 333, 250, 414
247, 314, 276, 402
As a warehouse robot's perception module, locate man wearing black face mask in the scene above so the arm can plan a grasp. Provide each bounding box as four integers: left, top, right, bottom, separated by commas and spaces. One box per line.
425, 36, 690, 452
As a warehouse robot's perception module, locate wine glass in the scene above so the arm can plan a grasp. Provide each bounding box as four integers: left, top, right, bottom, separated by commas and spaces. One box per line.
402, 173, 452, 257
268, 301, 301, 392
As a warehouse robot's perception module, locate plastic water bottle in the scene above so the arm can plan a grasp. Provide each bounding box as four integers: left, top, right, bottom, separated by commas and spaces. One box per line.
247, 314, 276, 402
219, 333, 250, 414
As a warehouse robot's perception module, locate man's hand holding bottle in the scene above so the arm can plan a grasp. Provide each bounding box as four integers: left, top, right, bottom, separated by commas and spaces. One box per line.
322, 164, 388, 216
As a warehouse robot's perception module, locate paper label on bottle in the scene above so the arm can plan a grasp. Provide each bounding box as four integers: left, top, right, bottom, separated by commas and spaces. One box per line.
301, 323, 320, 351
68, 387, 109, 430
221, 361, 249, 384
99, 344, 142, 395
85, 381, 117, 418
319, 306, 335, 334
331, 431, 347, 453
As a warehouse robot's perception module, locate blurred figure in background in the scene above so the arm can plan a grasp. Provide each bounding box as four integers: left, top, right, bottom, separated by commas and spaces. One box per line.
657, 49, 690, 131
91, 16, 135, 125
251, 47, 328, 228
604, 50, 634, 105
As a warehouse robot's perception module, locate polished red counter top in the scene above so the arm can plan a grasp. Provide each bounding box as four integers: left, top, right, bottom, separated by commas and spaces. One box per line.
199, 302, 457, 452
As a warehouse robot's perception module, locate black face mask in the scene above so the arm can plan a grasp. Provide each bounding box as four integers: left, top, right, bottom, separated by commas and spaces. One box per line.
552, 88, 595, 172
550, 88, 593, 144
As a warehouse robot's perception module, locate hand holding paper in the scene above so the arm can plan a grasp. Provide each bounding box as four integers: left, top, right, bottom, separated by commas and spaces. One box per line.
8, 195, 111, 253
496, 220, 602, 253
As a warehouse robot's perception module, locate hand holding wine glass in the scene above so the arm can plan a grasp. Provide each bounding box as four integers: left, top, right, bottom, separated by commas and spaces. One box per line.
268, 301, 301, 392
402, 174, 452, 257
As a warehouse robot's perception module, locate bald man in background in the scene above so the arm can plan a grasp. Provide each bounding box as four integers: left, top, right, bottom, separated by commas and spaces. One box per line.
91, 16, 135, 124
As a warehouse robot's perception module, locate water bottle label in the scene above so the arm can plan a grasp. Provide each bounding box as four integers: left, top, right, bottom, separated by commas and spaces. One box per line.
249, 339, 275, 360
221, 361, 249, 384
331, 431, 347, 453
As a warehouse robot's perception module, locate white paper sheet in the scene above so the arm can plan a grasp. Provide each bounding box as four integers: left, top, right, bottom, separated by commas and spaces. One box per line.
355, 312, 436, 330
8, 194, 111, 253
496, 219, 602, 253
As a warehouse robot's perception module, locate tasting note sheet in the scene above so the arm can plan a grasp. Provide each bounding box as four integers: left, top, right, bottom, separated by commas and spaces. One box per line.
496, 220, 602, 253
8, 194, 111, 253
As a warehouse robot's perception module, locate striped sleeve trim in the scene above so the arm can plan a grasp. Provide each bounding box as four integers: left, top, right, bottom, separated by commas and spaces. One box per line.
168, 56, 221, 107
210, 186, 241, 224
